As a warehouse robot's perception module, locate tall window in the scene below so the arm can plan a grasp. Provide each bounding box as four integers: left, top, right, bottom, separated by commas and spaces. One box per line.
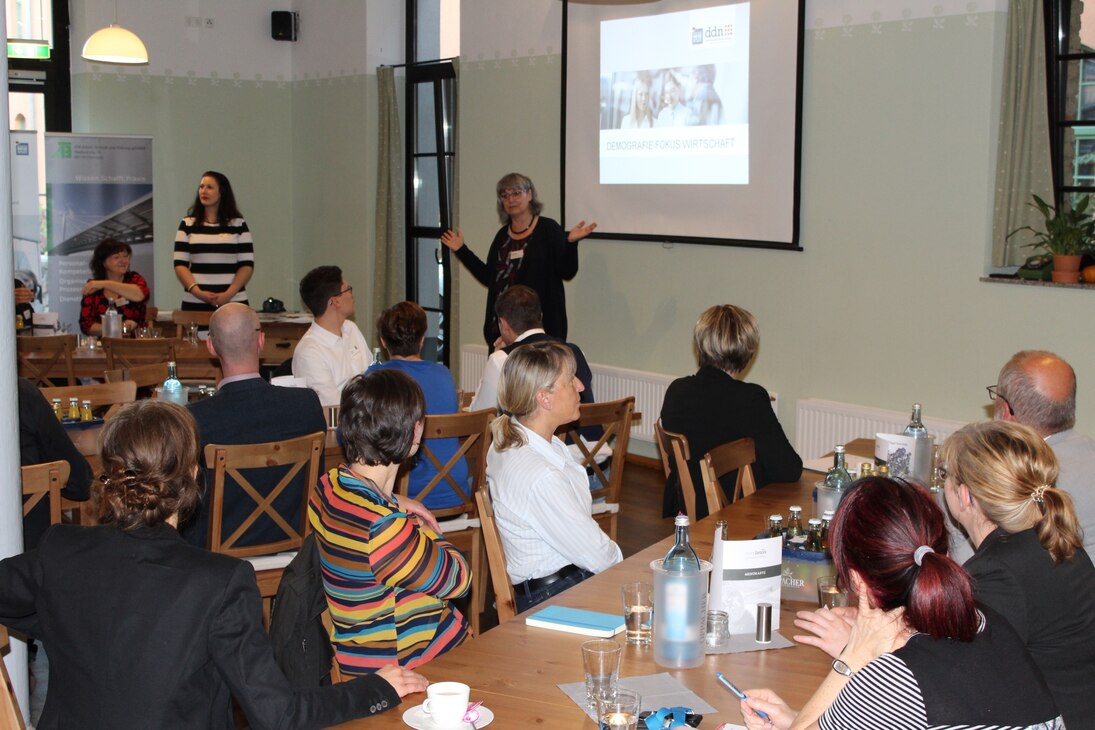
1049, 0, 1095, 201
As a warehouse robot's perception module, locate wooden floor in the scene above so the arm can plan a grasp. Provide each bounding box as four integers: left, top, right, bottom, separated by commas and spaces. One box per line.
474, 456, 674, 633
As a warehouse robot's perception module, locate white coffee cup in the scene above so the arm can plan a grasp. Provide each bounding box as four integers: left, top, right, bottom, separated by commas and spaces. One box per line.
421, 681, 470, 728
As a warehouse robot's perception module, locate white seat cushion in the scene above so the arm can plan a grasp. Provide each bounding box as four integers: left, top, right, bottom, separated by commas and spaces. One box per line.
245, 551, 298, 573
437, 515, 481, 534
591, 502, 619, 515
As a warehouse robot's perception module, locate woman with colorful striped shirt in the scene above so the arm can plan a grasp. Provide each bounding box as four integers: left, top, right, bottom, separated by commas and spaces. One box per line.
173, 171, 254, 311
309, 369, 472, 677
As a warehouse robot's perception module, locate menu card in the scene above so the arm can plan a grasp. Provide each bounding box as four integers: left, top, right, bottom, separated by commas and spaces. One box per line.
708, 535, 782, 634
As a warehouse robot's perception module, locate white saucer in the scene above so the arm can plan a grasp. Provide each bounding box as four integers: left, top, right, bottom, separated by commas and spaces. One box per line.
401, 703, 494, 729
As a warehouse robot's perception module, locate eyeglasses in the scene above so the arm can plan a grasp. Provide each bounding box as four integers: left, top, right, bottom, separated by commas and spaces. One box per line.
986, 385, 1015, 416
497, 188, 528, 201
335, 285, 353, 297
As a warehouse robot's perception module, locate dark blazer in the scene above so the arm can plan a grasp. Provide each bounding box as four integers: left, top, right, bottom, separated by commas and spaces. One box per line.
0, 523, 400, 729
660, 366, 802, 518
18, 378, 93, 550
454, 217, 578, 345
965, 527, 1095, 726
182, 377, 327, 549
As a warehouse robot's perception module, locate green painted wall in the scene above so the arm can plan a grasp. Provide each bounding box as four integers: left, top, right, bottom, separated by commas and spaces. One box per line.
456, 12, 1095, 442
71, 73, 297, 309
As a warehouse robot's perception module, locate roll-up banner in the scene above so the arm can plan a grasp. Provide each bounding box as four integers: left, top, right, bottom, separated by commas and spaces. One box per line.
44, 134, 153, 332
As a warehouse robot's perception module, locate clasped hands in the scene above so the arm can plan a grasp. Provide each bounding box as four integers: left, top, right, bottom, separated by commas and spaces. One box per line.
739, 590, 910, 730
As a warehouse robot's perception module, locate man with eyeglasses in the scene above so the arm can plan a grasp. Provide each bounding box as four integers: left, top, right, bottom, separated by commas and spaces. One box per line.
182, 303, 326, 548
294, 265, 372, 407
991, 350, 1095, 562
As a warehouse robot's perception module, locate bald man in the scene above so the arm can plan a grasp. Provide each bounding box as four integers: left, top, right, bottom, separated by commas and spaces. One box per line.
181, 303, 326, 550
994, 350, 1095, 562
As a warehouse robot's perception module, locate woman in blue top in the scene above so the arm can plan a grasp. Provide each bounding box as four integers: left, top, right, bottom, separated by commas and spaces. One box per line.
367, 301, 469, 511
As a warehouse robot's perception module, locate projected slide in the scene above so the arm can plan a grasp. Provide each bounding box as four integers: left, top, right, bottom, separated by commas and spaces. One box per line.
600, 4, 749, 185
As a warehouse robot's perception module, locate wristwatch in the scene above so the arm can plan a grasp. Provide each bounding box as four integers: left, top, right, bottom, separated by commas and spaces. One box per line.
831, 658, 855, 677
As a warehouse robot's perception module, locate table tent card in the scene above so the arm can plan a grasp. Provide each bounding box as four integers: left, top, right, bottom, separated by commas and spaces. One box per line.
708, 535, 782, 634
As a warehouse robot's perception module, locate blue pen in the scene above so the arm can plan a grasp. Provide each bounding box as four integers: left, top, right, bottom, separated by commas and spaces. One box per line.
715, 672, 770, 722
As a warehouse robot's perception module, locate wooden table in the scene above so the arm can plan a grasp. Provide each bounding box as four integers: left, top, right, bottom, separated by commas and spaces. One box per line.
333, 473, 831, 729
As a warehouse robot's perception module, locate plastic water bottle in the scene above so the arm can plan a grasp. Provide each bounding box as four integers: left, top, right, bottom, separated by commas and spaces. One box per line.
160, 361, 185, 405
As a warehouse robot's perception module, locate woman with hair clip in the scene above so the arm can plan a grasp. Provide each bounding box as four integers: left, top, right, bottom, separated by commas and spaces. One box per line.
939, 421, 1095, 726
173, 170, 255, 311
0, 399, 427, 729
486, 341, 622, 612
741, 477, 1062, 729
309, 370, 472, 677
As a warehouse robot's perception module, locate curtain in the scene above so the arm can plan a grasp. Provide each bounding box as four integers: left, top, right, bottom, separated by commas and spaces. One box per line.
991, 0, 1053, 267
374, 66, 405, 323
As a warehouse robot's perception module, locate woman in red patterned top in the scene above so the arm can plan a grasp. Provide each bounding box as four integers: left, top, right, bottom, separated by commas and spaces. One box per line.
79, 238, 150, 335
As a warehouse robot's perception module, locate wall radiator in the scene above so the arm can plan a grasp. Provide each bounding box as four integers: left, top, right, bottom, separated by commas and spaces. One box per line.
459, 344, 675, 443
795, 398, 967, 462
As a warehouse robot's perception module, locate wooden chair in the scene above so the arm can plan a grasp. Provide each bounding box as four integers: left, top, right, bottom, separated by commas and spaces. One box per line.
457, 390, 475, 411
171, 310, 212, 337
701, 437, 758, 511
17, 334, 77, 386
555, 397, 636, 541
102, 336, 180, 370
104, 362, 170, 394
40, 381, 137, 420
0, 625, 26, 730
655, 419, 702, 525
474, 487, 519, 625
394, 408, 494, 636
21, 460, 70, 526
205, 431, 325, 628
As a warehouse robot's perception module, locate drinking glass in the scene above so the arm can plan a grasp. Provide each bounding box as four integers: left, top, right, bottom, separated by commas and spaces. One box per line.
597, 688, 641, 730
581, 639, 621, 710
620, 582, 652, 645
817, 576, 849, 609
704, 610, 729, 649
185, 322, 199, 345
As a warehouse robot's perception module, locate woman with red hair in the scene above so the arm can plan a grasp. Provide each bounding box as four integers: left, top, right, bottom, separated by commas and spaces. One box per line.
739, 477, 1062, 729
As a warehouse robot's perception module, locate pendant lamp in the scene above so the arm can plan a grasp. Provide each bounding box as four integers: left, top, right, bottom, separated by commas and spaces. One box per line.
81, 1, 147, 65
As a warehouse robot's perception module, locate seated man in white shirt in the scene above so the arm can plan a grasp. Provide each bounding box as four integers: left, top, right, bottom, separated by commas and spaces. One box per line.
485, 341, 622, 612
293, 265, 371, 406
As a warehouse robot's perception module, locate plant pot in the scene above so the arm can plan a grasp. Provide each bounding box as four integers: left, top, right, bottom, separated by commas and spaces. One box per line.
1052, 255, 1083, 283
1052, 270, 1082, 283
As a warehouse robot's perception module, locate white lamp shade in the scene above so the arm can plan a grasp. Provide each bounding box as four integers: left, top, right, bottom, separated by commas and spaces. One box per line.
81, 24, 148, 64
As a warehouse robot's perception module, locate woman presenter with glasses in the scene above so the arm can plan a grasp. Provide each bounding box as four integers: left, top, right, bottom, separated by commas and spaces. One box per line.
441, 172, 597, 346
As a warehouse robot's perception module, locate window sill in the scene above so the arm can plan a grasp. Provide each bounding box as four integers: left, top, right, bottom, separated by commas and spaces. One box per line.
980, 275, 1095, 290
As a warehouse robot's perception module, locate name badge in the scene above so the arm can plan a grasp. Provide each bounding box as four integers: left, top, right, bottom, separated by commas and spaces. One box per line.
509, 249, 524, 260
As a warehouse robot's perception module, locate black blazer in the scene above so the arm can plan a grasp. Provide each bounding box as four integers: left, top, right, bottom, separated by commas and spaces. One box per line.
18, 378, 93, 550
0, 523, 400, 729
182, 377, 327, 549
660, 366, 802, 518
965, 527, 1095, 725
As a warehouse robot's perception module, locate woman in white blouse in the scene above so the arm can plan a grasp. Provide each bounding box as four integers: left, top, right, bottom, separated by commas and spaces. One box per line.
486, 341, 622, 612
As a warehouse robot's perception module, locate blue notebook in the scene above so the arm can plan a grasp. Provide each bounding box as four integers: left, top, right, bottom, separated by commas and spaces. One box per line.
524, 605, 626, 637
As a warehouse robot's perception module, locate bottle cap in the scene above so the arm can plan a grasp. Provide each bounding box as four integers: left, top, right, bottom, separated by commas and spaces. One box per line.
822, 510, 835, 519
674, 514, 690, 526
808, 518, 822, 526
789, 505, 802, 512
835, 444, 846, 453
769, 514, 782, 521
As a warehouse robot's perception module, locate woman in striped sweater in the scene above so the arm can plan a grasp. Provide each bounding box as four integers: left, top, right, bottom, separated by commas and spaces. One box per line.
740, 478, 1062, 730
308, 369, 472, 678
173, 171, 254, 311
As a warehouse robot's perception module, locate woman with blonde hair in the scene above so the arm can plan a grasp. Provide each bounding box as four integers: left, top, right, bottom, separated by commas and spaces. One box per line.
940, 420, 1095, 724
486, 341, 622, 612
659, 304, 802, 518
0, 399, 426, 729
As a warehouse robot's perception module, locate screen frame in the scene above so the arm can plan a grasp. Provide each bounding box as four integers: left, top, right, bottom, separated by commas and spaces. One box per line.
560, 0, 806, 250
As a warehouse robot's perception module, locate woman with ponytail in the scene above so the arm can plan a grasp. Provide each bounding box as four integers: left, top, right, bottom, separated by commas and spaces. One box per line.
740, 477, 1061, 729
486, 341, 622, 612
940, 421, 1095, 725
0, 399, 426, 729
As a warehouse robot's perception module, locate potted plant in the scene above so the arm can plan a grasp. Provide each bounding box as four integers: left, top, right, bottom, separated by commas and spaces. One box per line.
1009, 193, 1095, 283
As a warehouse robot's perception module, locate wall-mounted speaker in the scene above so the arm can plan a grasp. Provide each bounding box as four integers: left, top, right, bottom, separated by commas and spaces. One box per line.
271, 11, 299, 42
